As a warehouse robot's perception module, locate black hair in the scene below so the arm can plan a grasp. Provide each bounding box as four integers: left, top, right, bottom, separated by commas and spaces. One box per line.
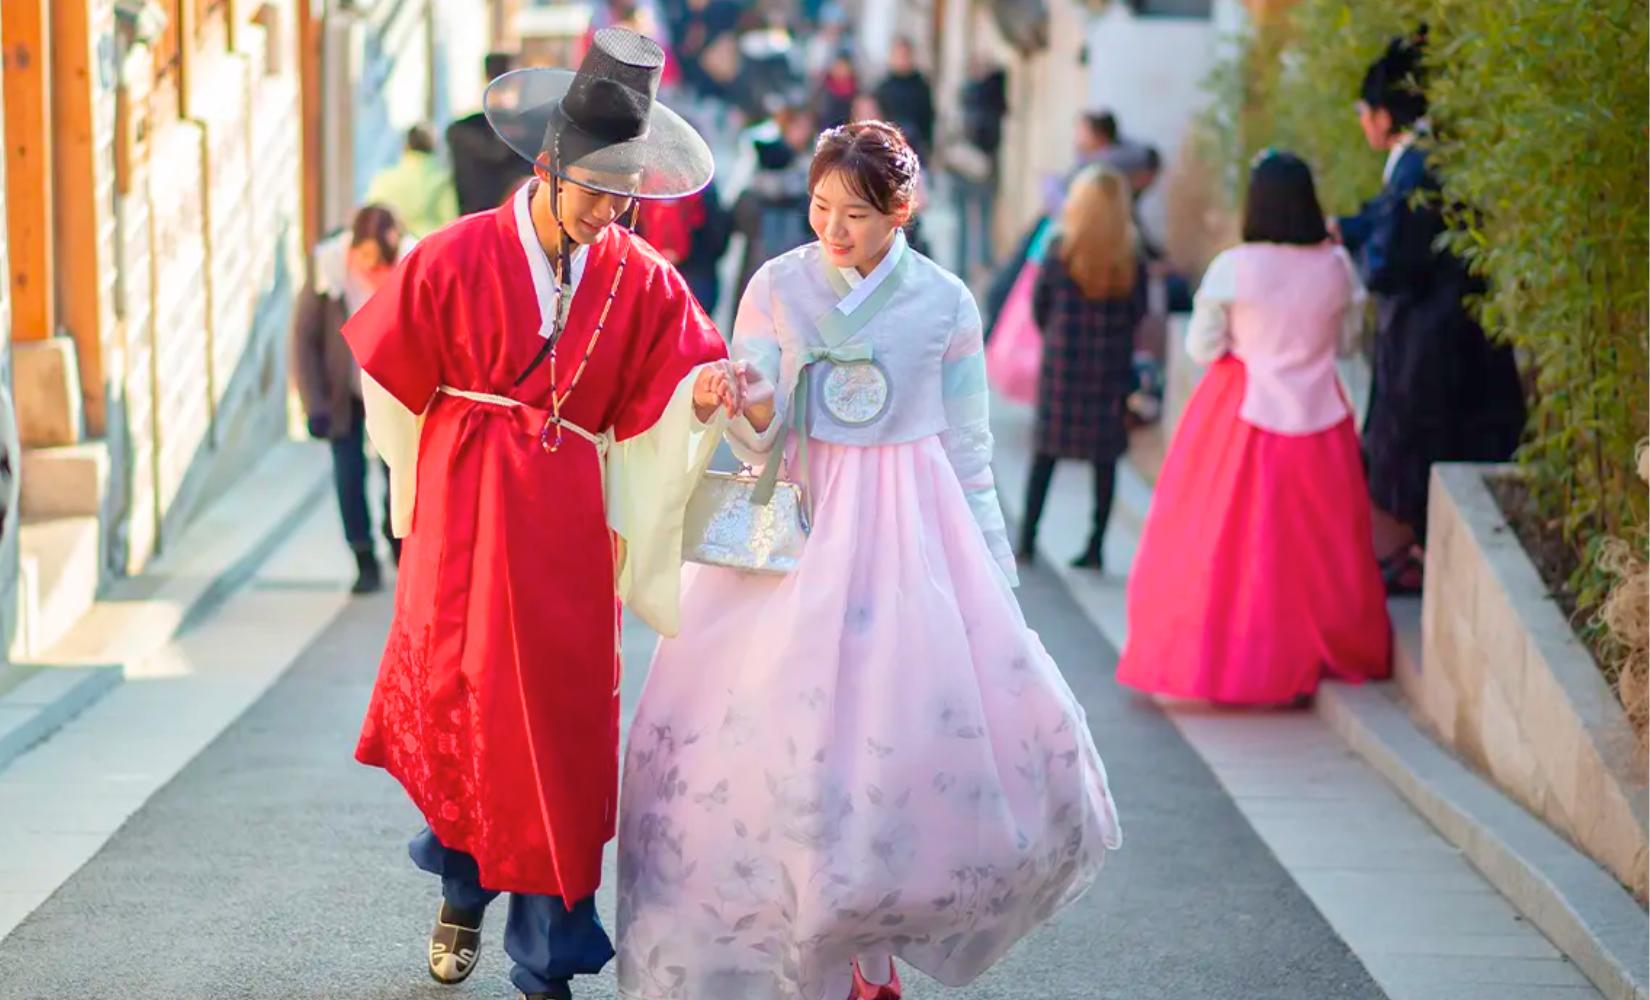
1360, 27, 1429, 128
483, 51, 514, 81
406, 124, 436, 154
1242, 151, 1329, 245
1084, 111, 1118, 144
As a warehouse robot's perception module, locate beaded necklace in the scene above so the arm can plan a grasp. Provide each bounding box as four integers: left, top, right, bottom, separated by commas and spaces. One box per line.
539, 244, 629, 453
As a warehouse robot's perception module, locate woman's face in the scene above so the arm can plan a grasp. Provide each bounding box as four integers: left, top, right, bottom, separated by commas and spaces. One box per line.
347, 236, 397, 292
809, 169, 906, 273
1357, 101, 1395, 151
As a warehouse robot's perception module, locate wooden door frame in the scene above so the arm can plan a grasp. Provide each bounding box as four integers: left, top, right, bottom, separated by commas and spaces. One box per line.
1, 0, 55, 343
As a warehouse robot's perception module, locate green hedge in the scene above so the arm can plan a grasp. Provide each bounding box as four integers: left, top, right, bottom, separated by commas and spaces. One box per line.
1200, 0, 1649, 646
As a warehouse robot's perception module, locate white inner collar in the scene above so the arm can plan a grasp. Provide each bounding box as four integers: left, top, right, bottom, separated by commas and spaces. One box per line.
514, 183, 590, 339
834, 230, 906, 314
1383, 122, 1427, 185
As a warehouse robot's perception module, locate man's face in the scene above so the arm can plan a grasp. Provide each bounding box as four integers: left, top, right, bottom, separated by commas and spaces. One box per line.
890, 41, 914, 74
1357, 101, 1395, 151
1075, 118, 1102, 156
538, 165, 638, 244
783, 113, 818, 152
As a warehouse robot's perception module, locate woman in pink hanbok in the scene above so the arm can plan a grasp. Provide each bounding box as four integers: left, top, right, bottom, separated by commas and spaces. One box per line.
1117, 151, 1391, 704
616, 122, 1120, 1000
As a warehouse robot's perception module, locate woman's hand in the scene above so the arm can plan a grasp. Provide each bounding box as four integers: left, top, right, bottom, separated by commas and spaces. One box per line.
693, 360, 742, 421
737, 362, 776, 433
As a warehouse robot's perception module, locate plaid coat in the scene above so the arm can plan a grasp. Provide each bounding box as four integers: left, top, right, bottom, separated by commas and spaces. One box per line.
1031, 242, 1146, 461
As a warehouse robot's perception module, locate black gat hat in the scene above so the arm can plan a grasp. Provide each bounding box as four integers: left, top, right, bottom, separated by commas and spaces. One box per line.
484, 28, 715, 200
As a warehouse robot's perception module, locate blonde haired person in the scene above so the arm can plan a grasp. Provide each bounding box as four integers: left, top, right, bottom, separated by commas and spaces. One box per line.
1018, 165, 1146, 570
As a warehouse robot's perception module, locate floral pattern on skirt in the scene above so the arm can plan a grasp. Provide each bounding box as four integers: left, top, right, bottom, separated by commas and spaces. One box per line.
616, 438, 1120, 1000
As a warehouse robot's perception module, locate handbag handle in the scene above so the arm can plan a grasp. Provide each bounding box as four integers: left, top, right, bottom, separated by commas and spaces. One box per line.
748, 343, 875, 514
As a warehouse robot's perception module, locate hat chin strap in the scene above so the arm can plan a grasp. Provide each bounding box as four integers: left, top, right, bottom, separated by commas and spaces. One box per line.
514, 146, 577, 388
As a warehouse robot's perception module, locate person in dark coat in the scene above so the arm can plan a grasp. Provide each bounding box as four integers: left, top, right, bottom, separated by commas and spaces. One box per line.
873, 37, 935, 162
1336, 29, 1526, 592
446, 53, 535, 216
672, 0, 742, 98
291, 205, 411, 594
1021, 166, 1146, 570
816, 51, 859, 130
731, 107, 816, 302
953, 58, 1008, 273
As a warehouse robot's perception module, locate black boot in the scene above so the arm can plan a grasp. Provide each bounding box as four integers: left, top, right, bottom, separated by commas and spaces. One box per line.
1016, 523, 1039, 564
352, 547, 383, 595
1071, 541, 1104, 571
1073, 461, 1115, 571
1020, 455, 1058, 563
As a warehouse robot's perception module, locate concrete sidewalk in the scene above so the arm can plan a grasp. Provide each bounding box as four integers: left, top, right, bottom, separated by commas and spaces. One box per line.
986, 396, 1607, 1000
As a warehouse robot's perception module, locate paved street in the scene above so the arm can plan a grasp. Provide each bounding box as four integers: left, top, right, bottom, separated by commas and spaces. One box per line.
0, 549, 1384, 1000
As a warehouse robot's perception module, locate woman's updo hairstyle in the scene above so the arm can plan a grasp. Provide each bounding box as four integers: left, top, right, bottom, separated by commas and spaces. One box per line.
807, 120, 920, 217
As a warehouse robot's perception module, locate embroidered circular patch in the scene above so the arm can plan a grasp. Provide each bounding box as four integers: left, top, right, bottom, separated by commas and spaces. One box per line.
821, 361, 891, 426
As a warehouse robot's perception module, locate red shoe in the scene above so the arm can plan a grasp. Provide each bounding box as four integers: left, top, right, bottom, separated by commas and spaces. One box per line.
849, 959, 902, 1000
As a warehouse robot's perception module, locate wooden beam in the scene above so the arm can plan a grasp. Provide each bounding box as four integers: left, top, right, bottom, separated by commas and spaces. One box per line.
297, 0, 324, 264
51, 0, 110, 434
177, 0, 197, 116
1, 0, 54, 342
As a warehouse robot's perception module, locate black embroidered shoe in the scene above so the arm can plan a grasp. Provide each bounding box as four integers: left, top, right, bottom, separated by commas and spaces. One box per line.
428, 901, 484, 985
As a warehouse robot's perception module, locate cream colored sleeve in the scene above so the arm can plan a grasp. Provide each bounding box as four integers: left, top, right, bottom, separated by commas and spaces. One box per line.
1184, 248, 1238, 366
607, 365, 727, 637
361, 372, 425, 539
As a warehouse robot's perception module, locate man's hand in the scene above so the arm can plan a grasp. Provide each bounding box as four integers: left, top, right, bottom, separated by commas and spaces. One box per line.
307, 415, 332, 440
737, 362, 776, 433
693, 360, 741, 421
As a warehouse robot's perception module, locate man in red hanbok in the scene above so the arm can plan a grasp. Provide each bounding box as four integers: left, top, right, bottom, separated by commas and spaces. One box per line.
342, 29, 759, 1000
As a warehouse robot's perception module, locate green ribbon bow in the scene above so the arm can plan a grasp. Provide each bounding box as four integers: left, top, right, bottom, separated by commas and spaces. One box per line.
750, 341, 875, 514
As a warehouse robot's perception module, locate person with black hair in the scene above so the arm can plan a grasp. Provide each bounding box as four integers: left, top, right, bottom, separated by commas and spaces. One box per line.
872, 37, 936, 161
1118, 151, 1391, 705
730, 104, 818, 301
446, 53, 536, 216
343, 32, 757, 1000
951, 57, 1009, 274
292, 205, 414, 594
1333, 29, 1525, 593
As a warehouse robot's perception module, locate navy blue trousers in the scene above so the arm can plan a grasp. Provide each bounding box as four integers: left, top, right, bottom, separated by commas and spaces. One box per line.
409, 829, 614, 994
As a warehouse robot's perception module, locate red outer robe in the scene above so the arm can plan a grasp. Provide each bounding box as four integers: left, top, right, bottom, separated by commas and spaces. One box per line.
343, 201, 726, 901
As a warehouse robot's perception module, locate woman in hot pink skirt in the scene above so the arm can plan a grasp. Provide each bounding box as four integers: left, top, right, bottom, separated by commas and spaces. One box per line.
1117, 152, 1390, 705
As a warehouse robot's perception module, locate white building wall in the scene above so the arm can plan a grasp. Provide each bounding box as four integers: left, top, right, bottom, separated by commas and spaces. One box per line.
1081, 0, 1246, 247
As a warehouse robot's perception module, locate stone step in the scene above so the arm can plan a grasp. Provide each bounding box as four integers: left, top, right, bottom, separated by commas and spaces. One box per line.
13, 515, 101, 661
13, 338, 83, 449
20, 441, 109, 519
